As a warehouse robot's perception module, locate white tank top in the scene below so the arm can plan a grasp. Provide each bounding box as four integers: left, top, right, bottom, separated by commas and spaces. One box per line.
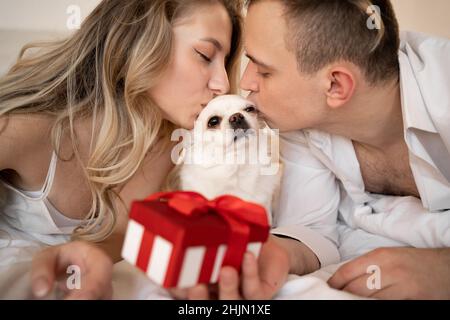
0, 151, 82, 245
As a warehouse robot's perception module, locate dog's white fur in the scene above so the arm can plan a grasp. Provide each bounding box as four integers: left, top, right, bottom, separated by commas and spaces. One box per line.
179, 95, 281, 222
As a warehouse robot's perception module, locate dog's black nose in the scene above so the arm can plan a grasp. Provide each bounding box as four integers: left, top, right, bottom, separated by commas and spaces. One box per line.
229, 113, 249, 130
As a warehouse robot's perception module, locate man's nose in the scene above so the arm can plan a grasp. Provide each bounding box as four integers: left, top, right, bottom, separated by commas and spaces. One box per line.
240, 62, 258, 93
229, 112, 249, 130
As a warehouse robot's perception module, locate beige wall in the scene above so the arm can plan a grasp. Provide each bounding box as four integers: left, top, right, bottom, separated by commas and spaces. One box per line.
391, 0, 450, 38
0, 0, 449, 75
0, 0, 448, 36
0, 0, 101, 75
0, 0, 100, 31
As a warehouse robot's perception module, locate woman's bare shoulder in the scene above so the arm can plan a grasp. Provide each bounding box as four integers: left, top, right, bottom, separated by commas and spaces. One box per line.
0, 114, 53, 170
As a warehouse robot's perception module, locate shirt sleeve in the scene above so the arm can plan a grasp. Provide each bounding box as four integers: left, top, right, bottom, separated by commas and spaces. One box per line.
353, 196, 450, 248
271, 131, 341, 267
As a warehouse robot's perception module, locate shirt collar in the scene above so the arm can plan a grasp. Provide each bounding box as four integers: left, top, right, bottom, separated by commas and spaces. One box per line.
398, 36, 438, 134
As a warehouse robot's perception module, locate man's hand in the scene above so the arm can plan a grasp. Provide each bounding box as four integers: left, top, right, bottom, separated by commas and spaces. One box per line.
170, 234, 290, 300
328, 247, 450, 299
31, 241, 114, 300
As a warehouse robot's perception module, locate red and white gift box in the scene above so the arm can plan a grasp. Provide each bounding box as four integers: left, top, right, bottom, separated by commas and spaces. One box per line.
121, 191, 270, 288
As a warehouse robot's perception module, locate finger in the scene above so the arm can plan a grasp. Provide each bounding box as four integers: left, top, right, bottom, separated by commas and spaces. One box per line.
328, 255, 379, 290
369, 285, 399, 300
187, 284, 210, 300
65, 284, 113, 300
168, 288, 189, 300
206, 283, 219, 300
52, 280, 71, 300
31, 246, 60, 298
62, 243, 113, 300
64, 275, 113, 300
65, 289, 97, 300
342, 273, 382, 297
343, 265, 399, 298
65, 262, 113, 300
241, 253, 262, 299
218, 266, 241, 300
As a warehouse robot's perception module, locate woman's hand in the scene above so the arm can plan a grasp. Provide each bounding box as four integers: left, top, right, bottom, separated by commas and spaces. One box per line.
31, 241, 114, 300
170, 235, 291, 300
328, 247, 450, 299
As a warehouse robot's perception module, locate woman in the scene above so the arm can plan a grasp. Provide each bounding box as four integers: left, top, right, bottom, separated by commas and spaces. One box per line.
0, 0, 243, 299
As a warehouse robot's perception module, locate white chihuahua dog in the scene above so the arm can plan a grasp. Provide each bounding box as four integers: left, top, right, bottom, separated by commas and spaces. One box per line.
176, 95, 281, 222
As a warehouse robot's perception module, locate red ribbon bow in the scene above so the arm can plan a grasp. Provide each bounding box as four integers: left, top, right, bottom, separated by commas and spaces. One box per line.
146, 191, 269, 271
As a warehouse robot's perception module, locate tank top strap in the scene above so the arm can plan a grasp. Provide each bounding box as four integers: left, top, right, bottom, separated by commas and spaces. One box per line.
40, 150, 58, 198
0, 150, 58, 200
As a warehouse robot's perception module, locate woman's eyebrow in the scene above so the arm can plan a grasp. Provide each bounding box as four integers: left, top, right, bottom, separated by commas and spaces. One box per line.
200, 37, 223, 51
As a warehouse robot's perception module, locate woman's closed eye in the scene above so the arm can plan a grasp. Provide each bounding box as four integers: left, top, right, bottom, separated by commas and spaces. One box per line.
195, 49, 212, 63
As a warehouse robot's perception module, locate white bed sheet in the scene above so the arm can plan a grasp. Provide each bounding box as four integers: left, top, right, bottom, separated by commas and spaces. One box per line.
111, 260, 366, 300
0, 243, 366, 300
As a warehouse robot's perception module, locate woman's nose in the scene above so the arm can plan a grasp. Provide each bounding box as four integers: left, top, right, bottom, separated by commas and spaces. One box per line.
209, 65, 230, 95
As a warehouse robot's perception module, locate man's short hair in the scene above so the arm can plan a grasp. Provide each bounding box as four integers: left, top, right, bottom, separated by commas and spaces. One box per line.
246, 0, 400, 85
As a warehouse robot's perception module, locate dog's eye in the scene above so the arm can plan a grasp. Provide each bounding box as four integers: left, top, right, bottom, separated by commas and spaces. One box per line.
207, 116, 221, 128
244, 106, 256, 113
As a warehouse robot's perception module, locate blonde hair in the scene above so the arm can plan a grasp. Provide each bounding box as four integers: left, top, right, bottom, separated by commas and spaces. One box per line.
0, 0, 243, 242
246, 0, 400, 85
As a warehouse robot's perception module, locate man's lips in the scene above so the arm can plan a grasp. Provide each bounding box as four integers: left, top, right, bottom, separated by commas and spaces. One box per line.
255, 108, 267, 120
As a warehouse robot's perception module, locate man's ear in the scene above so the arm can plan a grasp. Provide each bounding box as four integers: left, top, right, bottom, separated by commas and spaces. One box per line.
325, 67, 355, 109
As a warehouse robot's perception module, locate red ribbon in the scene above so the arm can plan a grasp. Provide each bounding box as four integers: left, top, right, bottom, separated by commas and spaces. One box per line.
146, 191, 269, 270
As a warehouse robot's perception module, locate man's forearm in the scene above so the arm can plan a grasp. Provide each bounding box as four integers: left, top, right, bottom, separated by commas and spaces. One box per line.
438, 247, 450, 268
272, 235, 320, 275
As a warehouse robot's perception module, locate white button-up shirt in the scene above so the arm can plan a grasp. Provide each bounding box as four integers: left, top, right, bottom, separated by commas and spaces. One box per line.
271, 31, 450, 266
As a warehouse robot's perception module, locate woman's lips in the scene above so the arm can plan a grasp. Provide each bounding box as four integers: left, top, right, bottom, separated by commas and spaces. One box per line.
195, 105, 205, 120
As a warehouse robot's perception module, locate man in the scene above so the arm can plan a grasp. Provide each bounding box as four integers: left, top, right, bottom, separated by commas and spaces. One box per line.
184, 0, 450, 300
244, 0, 450, 299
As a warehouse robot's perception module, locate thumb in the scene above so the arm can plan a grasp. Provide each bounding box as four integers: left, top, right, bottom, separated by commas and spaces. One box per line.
30, 246, 60, 298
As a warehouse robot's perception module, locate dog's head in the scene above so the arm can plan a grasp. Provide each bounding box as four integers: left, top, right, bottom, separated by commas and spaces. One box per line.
194, 94, 264, 147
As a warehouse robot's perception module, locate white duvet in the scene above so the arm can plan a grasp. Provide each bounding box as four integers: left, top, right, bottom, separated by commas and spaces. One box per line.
11, 199, 444, 300
4, 196, 448, 300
